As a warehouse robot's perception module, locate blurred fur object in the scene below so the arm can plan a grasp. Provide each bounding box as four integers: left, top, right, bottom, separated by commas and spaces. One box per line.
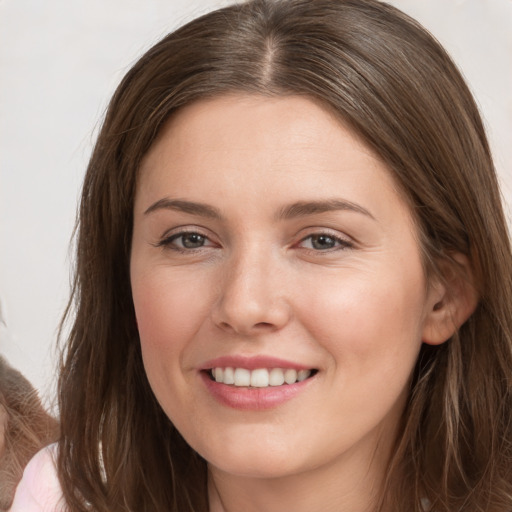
0, 356, 59, 511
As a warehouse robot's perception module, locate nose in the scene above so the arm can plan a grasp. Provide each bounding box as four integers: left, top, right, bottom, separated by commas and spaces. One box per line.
211, 247, 292, 336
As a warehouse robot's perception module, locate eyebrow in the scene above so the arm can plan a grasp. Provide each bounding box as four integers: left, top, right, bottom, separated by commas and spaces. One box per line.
277, 199, 375, 221
143, 197, 375, 221
144, 198, 222, 219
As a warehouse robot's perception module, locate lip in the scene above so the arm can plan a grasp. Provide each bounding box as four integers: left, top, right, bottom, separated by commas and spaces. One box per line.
199, 355, 317, 411
200, 355, 312, 371
200, 372, 314, 410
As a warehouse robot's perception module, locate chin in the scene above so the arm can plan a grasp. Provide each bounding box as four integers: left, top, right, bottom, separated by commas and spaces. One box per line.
208, 456, 303, 480
200, 435, 313, 480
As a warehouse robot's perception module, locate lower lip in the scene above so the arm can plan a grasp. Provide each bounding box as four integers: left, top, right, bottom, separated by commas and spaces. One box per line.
200, 371, 314, 410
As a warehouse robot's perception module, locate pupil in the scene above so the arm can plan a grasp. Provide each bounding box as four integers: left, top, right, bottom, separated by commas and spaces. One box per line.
183, 233, 204, 248
312, 235, 335, 250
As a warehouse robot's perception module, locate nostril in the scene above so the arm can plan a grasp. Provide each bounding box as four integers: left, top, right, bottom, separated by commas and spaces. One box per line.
255, 322, 273, 328
216, 320, 276, 335
218, 321, 235, 332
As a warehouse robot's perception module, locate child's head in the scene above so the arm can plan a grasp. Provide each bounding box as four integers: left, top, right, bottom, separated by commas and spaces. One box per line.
0, 357, 59, 511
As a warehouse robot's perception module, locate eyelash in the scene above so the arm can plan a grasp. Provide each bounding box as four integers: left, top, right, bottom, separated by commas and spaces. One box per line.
296, 232, 354, 252
155, 230, 214, 253
155, 229, 354, 254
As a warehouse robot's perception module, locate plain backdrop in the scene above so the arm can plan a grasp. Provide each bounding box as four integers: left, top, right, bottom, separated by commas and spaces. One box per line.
1, 0, 511, 405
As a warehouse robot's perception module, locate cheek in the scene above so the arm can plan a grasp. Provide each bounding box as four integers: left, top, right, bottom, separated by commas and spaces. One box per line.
297, 262, 427, 366
131, 268, 213, 372
130, 268, 216, 420
291, 265, 426, 447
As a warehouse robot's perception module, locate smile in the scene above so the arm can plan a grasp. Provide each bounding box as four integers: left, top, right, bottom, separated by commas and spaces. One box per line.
209, 367, 316, 387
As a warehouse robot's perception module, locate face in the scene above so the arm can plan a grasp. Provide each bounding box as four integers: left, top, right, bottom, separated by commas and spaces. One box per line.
131, 95, 439, 483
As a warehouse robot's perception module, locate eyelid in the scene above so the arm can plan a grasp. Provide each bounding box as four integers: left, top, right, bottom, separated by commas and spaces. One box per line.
295, 228, 355, 251
152, 225, 354, 252
154, 226, 218, 250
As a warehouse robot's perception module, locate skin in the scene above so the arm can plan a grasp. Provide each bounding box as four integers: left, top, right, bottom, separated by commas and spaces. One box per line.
130, 95, 451, 512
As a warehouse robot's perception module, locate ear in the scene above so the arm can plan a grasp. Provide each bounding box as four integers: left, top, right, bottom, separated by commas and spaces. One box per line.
422, 253, 478, 345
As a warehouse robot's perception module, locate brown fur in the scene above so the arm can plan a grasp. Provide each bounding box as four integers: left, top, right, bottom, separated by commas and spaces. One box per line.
0, 357, 59, 511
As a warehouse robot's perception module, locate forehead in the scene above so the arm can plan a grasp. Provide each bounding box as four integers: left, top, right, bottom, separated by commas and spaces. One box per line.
137, 94, 411, 224
141, 94, 387, 177
152, 94, 361, 149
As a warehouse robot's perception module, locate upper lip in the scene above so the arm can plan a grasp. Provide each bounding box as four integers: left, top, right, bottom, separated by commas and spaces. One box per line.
199, 355, 314, 371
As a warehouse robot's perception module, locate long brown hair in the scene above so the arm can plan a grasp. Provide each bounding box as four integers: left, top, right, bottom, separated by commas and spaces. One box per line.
58, 1, 512, 510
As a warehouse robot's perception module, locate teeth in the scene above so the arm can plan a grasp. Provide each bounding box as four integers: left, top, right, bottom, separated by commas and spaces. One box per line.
251, 368, 269, 387
297, 369, 310, 382
214, 367, 223, 382
223, 367, 235, 384
269, 368, 285, 386
284, 369, 297, 384
234, 368, 251, 386
210, 367, 312, 387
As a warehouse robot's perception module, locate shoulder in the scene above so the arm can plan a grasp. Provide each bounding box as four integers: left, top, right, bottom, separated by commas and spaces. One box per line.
9, 443, 65, 512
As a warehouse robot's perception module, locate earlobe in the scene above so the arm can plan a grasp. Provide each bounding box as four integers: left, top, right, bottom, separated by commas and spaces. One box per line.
422, 254, 478, 346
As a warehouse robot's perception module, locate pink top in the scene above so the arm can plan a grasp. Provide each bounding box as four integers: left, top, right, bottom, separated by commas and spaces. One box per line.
9, 444, 65, 512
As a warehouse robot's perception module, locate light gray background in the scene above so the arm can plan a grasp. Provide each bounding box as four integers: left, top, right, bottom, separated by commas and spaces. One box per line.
1, 0, 511, 405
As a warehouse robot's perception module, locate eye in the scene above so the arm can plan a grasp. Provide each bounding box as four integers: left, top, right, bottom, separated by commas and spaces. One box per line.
157, 231, 215, 251
298, 233, 352, 251
175, 232, 207, 249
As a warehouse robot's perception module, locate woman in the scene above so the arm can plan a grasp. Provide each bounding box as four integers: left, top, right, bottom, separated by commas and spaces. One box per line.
10, 0, 512, 511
